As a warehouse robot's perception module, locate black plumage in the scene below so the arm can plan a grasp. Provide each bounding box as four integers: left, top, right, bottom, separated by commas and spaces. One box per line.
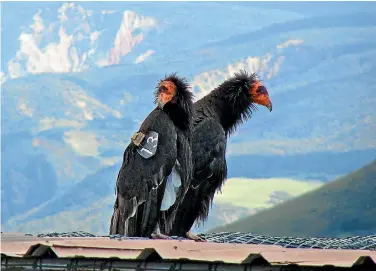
109, 73, 194, 239
169, 70, 273, 240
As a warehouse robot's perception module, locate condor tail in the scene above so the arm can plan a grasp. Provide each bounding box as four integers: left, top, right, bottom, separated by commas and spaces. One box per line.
109, 196, 138, 235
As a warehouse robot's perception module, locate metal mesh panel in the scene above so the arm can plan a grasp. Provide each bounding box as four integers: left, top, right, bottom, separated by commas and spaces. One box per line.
32, 231, 376, 251
200, 232, 376, 250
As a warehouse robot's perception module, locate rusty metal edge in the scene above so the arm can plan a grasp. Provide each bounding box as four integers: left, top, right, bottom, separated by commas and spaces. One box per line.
136, 247, 162, 261
2, 256, 374, 271
0, 257, 275, 271
241, 253, 270, 266
24, 243, 57, 258
1, 253, 21, 258
352, 256, 376, 267
2, 239, 376, 268
21, 243, 163, 262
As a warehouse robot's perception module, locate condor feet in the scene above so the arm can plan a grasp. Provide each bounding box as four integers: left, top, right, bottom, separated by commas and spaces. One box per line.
149, 231, 206, 242
186, 231, 207, 242
151, 232, 171, 240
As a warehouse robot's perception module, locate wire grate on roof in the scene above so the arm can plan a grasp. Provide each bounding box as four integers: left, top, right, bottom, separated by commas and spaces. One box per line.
200, 232, 376, 250
32, 231, 376, 251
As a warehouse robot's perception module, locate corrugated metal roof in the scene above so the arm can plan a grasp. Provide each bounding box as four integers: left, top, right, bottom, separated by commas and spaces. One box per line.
1, 232, 376, 268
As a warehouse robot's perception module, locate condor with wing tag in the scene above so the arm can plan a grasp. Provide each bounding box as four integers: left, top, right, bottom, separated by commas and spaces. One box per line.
136, 131, 159, 159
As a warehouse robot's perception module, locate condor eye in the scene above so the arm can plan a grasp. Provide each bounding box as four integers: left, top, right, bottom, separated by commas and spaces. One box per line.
256, 85, 267, 94
159, 86, 167, 92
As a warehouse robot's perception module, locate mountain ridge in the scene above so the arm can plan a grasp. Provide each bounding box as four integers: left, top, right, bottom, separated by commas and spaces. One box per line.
209, 160, 376, 237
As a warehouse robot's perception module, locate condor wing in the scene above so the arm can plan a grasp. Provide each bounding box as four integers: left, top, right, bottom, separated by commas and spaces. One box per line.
192, 118, 227, 188
109, 110, 178, 235
170, 118, 227, 236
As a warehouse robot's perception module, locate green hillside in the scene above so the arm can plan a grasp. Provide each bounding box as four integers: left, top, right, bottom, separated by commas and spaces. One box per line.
209, 159, 376, 237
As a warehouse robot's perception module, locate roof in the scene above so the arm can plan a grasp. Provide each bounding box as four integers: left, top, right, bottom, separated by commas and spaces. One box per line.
35, 231, 376, 250
2, 232, 376, 270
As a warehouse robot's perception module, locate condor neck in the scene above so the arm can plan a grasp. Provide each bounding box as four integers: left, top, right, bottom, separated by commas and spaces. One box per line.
162, 103, 191, 132
199, 89, 251, 136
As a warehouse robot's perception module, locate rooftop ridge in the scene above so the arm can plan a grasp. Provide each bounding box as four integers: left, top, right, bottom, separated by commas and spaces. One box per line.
8, 231, 375, 251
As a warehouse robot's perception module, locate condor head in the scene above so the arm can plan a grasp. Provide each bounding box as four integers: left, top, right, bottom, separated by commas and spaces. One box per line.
248, 78, 272, 112
155, 73, 193, 111
156, 80, 177, 109
224, 70, 273, 114
154, 73, 194, 130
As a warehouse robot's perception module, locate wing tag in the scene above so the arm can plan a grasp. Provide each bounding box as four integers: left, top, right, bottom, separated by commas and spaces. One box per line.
134, 131, 159, 159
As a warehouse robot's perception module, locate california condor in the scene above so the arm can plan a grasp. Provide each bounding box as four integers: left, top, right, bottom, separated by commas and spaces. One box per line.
170, 70, 272, 241
109, 73, 194, 239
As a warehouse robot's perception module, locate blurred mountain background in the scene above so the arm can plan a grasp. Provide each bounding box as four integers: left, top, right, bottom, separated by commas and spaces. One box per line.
210, 160, 376, 237
1, 1, 375, 235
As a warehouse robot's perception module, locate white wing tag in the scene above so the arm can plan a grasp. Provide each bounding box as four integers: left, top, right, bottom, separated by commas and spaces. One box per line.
135, 131, 159, 159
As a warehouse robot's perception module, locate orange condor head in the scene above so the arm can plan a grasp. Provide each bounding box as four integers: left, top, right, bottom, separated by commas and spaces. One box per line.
156, 80, 177, 109
249, 80, 272, 112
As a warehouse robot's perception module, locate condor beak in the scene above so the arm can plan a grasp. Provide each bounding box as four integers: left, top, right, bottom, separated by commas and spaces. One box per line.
157, 92, 169, 109
253, 94, 273, 112
157, 99, 165, 109
267, 100, 273, 112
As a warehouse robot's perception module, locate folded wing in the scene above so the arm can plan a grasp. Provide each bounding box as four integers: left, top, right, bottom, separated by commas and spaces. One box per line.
109, 109, 179, 237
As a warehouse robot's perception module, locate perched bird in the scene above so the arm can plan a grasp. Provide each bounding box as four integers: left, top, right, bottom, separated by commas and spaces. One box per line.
169, 70, 273, 241
109, 73, 194, 239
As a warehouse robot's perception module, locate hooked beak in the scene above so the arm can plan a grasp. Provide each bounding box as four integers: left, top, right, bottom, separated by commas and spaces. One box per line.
157, 100, 165, 109
266, 100, 272, 112
157, 93, 165, 109
252, 94, 273, 112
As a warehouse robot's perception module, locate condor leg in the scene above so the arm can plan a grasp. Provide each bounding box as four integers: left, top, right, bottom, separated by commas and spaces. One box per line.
186, 231, 207, 242
151, 223, 171, 239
